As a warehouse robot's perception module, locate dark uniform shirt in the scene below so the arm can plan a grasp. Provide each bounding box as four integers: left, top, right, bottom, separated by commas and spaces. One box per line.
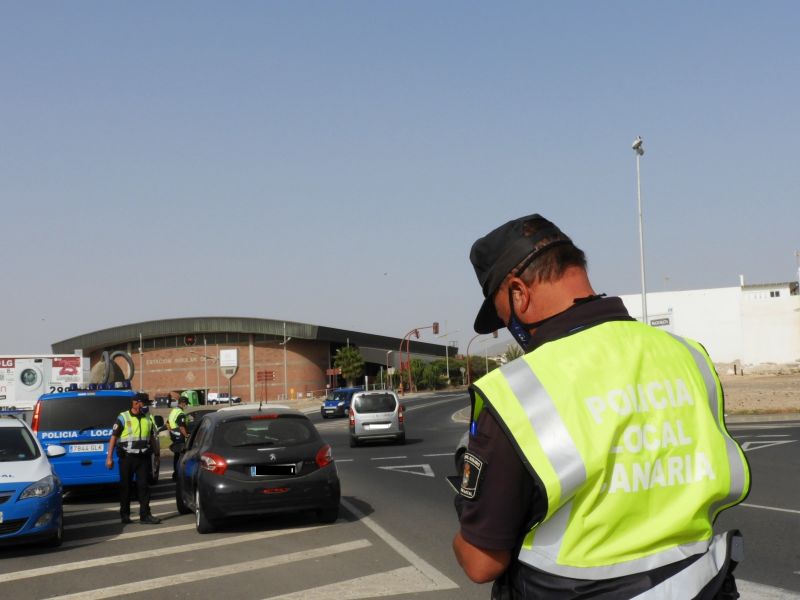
458, 296, 738, 599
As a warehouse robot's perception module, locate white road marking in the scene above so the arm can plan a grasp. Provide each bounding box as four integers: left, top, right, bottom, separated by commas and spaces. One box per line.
424, 452, 454, 457
741, 503, 800, 515
65, 497, 175, 516
62, 523, 197, 548
44, 539, 371, 600
377, 464, 435, 478
262, 566, 447, 599
741, 440, 795, 452
65, 511, 179, 530
340, 498, 457, 591
737, 580, 800, 599
0, 525, 325, 583
406, 397, 463, 411
336, 458, 354, 462
370, 456, 407, 461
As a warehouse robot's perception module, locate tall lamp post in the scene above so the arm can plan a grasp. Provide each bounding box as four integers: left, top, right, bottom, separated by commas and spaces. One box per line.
466, 330, 498, 386
281, 322, 292, 402
385, 350, 393, 390
437, 329, 460, 383
632, 136, 647, 324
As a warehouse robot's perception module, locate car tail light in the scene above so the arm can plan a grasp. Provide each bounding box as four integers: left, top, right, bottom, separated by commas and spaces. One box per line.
31, 402, 41, 432
398, 405, 405, 424
348, 408, 355, 427
315, 444, 332, 468
200, 452, 228, 475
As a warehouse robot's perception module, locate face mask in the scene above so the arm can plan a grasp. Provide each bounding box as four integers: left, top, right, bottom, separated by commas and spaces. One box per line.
507, 289, 534, 350
505, 288, 560, 351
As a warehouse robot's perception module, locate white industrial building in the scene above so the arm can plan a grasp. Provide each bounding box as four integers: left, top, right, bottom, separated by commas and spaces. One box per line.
619, 278, 800, 369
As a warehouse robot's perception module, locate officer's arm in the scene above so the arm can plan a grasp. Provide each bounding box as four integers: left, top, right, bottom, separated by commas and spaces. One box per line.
452, 531, 511, 583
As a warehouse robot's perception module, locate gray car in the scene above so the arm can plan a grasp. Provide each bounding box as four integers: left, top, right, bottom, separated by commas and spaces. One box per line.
348, 391, 405, 447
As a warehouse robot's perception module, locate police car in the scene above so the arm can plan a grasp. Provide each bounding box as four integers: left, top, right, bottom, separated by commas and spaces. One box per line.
0, 412, 65, 546
31, 383, 162, 487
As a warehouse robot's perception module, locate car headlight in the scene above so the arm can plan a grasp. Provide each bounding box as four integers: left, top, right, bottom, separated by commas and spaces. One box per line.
20, 475, 55, 500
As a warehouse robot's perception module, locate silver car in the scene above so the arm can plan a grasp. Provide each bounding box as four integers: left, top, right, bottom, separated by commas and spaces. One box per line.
348, 391, 405, 447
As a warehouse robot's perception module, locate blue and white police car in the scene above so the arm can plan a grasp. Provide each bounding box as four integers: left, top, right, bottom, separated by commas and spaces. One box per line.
32, 383, 162, 487
0, 412, 65, 546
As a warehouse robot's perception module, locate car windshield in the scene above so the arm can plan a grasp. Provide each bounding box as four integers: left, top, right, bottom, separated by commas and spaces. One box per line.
216, 416, 318, 448
0, 427, 40, 461
331, 391, 351, 402
36, 395, 133, 431
354, 394, 396, 414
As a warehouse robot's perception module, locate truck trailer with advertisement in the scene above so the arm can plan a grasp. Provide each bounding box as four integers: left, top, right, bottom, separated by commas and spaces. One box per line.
0, 355, 87, 411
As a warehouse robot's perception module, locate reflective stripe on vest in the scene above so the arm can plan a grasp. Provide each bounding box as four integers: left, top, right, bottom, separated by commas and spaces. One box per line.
119, 411, 152, 454
473, 320, 750, 585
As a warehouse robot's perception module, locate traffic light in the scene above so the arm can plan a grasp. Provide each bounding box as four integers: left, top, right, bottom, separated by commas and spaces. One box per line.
414, 329, 420, 339
432, 322, 439, 335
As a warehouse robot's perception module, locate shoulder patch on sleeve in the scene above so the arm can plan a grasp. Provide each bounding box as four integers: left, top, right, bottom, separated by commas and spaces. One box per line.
459, 451, 485, 500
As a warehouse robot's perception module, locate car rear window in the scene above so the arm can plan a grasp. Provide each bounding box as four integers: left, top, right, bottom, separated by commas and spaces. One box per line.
0, 427, 40, 461
354, 393, 397, 414
215, 416, 318, 448
37, 395, 133, 431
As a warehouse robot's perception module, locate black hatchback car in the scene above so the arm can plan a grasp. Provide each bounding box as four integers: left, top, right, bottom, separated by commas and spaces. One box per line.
174, 406, 340, 533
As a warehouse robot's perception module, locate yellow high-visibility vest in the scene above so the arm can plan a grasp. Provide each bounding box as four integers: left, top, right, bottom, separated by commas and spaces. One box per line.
473, 320, 749, 591
118, 411, 153, 454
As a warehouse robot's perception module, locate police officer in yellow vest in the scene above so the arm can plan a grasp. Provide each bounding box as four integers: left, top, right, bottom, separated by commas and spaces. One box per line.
105, 393, 162, 525
452, 214, 750, 599
167, 397, 189, 480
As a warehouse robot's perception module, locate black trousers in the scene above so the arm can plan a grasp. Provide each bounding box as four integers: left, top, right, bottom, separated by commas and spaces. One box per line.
118, 451, 151, 518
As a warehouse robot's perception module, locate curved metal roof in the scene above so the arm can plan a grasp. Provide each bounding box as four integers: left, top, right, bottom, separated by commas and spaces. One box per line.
51, 316, 453, 358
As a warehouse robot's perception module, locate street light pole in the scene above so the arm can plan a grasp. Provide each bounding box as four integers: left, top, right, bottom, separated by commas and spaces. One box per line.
632, 136, 647, 324
466, 331, 498, 386
386, 350, 392, 391
281, 322, 291, 401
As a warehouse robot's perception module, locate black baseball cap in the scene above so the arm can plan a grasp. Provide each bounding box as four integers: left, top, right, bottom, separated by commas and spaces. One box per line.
470, 214, 573, 333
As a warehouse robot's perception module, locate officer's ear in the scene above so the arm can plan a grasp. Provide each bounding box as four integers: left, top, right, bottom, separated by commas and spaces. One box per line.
508, 277, 532, 314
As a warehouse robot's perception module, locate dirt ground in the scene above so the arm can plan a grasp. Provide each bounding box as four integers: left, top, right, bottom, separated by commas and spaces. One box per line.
718, 371, 800, 414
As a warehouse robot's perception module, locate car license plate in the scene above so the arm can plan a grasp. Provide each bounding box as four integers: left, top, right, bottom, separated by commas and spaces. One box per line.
365, 423, 391, 430
70, 444, 104, 453
251, 464, 295, 476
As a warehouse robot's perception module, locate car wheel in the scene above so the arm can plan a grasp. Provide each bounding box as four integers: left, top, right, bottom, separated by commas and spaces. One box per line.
316, 503, 339, 524
349, 435, 358, 448
175, 478, 191, 515
195, 489, 214, 533
321, 413, 328, 419
396, 432, 406, 445
44, 511, 63, 548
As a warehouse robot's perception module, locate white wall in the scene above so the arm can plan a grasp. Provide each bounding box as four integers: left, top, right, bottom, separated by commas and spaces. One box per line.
740, 290, 800, 364
619, 284, 800, 366
620, 287, 743, 363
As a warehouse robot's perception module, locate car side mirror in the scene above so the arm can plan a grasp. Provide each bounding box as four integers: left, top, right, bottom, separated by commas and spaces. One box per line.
46, 445, 67, 458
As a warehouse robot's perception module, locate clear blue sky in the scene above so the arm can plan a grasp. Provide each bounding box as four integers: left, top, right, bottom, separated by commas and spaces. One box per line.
2, 2, 798, 356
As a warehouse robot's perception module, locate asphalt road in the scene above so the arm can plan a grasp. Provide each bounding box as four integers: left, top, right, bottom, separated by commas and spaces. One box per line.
0, 393, 797, 599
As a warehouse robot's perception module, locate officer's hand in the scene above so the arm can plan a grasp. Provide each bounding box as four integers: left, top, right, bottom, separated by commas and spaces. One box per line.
454, 493, 465, 519
105, 457, 113, 470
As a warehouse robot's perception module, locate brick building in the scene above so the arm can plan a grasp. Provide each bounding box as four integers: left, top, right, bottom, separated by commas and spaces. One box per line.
51, 317, 451, 404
